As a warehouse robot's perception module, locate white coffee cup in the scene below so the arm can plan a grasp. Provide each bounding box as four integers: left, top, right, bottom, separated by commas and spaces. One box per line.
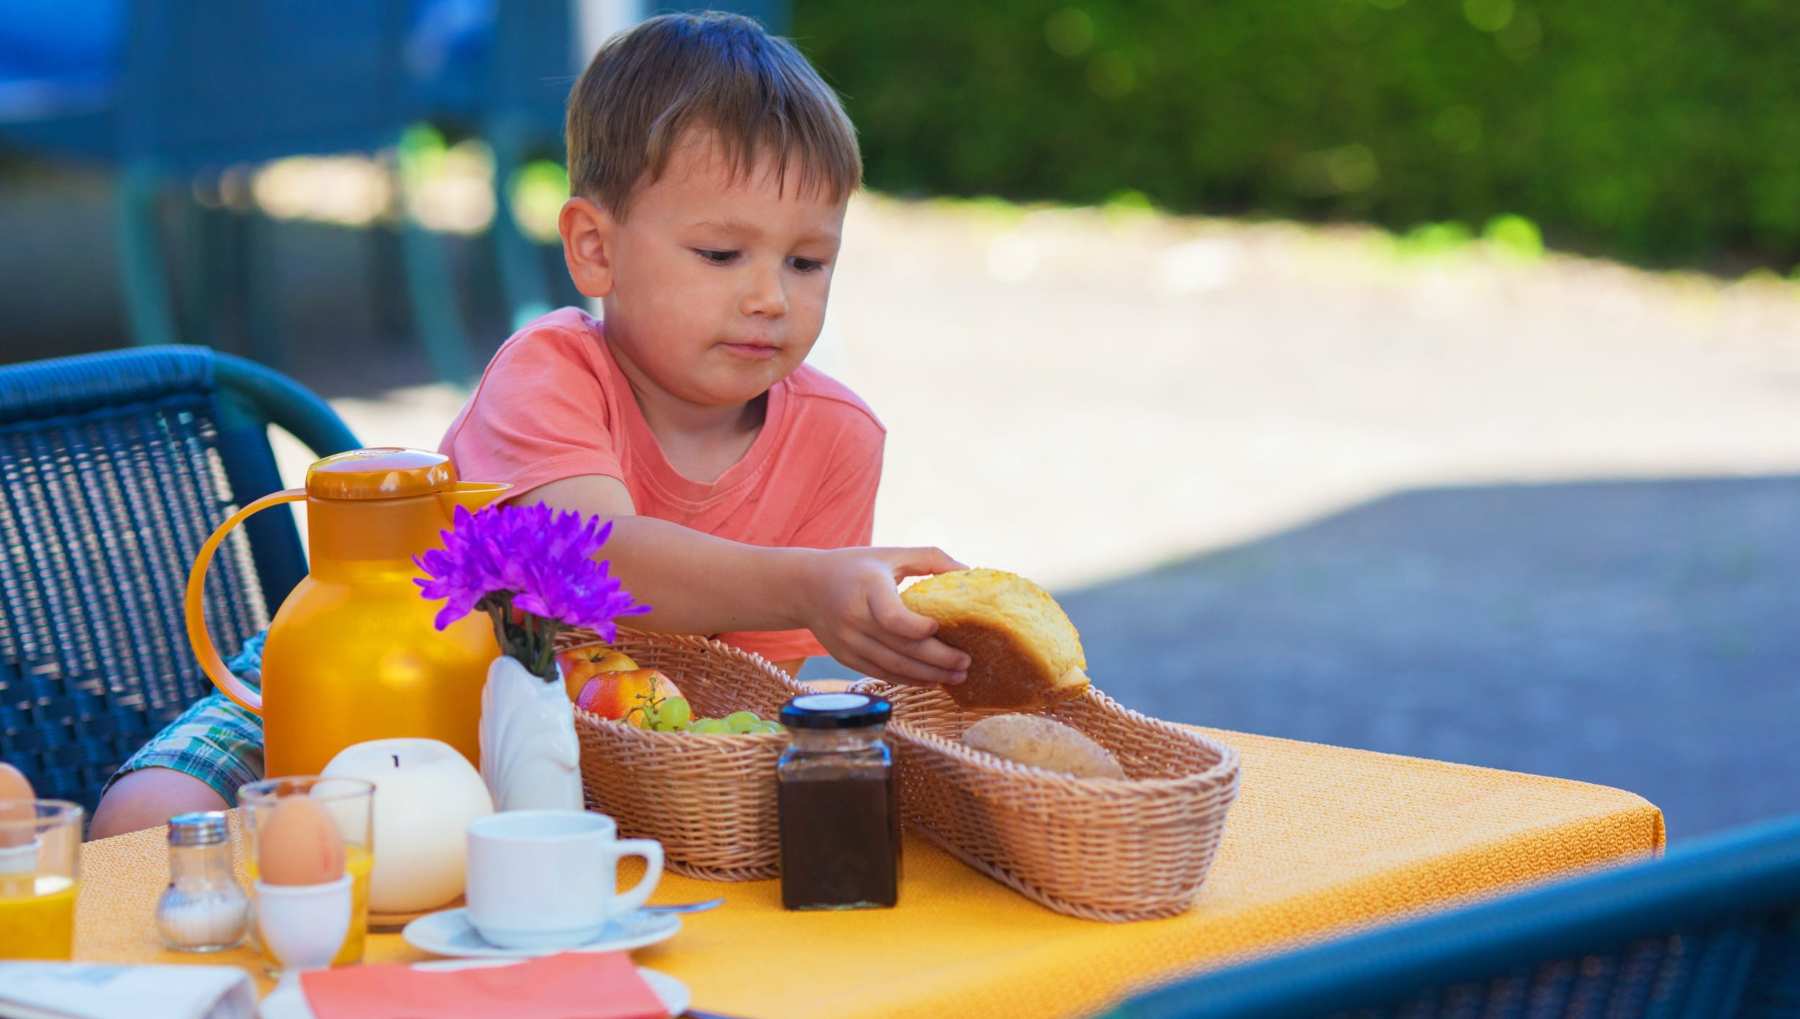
465, 810, 663, 950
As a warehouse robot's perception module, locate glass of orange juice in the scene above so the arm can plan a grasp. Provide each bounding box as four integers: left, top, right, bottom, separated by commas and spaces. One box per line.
238, 776, 373, 970
0, 799, 82, 960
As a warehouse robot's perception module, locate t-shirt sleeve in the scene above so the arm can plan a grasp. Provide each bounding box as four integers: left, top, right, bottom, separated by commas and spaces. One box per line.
714, 414, 884, 666
439, 331, 624, 497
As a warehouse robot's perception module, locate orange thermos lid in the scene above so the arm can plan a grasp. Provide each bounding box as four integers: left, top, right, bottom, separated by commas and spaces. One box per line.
304, 448, 459, 501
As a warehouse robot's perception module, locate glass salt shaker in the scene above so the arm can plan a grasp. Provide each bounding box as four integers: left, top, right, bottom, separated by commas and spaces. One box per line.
156, 811, 249, 952
776, 692, 901, 910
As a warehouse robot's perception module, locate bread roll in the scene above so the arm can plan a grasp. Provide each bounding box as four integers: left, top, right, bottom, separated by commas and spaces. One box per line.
901, 568, 1089, 709
962, 714, 1126, 780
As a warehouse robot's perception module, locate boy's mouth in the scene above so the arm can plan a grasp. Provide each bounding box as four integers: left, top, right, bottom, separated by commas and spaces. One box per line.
721, 339, 782, 360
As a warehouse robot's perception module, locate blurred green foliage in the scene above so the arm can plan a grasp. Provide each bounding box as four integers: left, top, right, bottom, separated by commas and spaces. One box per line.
793, 0, 1800, 268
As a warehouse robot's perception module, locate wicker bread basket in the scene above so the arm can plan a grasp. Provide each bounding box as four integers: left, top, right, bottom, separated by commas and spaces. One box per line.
861, 679, 1241, 922
555, 628, 801, 881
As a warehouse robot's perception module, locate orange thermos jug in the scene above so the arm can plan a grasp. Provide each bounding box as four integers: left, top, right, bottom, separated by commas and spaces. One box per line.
185, 448, 511, 777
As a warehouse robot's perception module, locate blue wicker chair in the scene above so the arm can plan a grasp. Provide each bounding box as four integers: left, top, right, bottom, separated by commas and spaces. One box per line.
1101, 814, 1800, 1018
0, 346, 358, 813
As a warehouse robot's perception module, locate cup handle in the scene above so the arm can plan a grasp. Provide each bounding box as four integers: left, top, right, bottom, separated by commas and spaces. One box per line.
608, 839, 663, 917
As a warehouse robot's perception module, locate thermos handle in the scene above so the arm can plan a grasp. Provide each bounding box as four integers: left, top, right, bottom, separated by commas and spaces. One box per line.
184, 488, 307, 715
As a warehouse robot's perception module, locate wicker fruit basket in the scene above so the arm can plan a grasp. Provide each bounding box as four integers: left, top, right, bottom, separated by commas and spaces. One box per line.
555, 628, 801, 881
860, 679, 1241, 922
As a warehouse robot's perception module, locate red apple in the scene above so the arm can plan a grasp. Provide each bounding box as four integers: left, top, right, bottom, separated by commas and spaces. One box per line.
575, 668, 682, 727
557, 647, 640, 701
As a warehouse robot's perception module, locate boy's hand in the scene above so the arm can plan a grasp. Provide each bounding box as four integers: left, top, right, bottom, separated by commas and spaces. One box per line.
798, 547, 973, 687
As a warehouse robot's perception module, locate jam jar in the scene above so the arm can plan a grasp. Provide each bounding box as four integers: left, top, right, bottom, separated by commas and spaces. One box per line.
776, 692, 901, 910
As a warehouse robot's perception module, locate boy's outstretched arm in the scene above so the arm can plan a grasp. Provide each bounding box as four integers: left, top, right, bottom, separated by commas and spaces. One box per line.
522, 475, 972, 687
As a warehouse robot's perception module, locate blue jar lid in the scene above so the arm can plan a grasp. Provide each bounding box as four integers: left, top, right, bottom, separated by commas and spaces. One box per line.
779, 692, 892, 730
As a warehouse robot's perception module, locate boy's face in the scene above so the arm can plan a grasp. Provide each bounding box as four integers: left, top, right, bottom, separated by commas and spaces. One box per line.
562, 129, 848, 411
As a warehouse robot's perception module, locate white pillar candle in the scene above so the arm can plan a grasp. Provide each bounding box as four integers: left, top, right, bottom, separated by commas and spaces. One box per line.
321, 738, 494, 914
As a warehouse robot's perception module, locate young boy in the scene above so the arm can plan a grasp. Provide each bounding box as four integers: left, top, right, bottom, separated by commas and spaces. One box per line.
90, 12, 969, 838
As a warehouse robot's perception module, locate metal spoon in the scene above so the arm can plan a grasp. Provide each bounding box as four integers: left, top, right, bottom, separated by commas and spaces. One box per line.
642, 897, 725, 914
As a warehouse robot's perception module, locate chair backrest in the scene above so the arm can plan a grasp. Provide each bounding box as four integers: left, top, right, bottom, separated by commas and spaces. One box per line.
119, 0, 416, 171
1102, 814, 1800, 1018
0, 1, 417, 169
0, 346, 358, 811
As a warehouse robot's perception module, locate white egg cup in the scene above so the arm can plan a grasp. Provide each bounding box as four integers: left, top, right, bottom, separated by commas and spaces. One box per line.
256, 875, 352, 974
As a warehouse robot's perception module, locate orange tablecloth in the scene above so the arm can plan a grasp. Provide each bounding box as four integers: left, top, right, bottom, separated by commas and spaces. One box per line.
74, 728, 1663, 1019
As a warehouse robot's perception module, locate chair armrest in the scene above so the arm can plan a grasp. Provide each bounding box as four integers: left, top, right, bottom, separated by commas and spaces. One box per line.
213, 351, 359, 458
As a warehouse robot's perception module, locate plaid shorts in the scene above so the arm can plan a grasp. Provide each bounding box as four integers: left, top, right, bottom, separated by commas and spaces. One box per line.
107, 632, 267, 806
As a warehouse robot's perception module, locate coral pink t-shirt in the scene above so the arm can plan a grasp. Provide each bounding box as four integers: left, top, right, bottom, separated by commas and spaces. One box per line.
439, 308, 884, 663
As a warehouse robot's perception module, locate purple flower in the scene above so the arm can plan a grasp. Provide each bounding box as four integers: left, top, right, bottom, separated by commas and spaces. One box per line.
414, 503, 650, 645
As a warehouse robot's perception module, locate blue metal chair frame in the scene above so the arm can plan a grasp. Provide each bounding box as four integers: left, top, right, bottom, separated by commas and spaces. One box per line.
111, 2, 419, 368
0, 346, 359, 812
0, 2, 478, 383
1102, 814, 1800, 1018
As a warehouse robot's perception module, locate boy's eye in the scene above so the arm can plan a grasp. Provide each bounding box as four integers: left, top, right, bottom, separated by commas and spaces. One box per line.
694, 249, 738, 265
789, 257, 827, 273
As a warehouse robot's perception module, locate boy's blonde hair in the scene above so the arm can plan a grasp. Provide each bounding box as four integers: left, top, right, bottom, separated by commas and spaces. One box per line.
565, 12, 861, 218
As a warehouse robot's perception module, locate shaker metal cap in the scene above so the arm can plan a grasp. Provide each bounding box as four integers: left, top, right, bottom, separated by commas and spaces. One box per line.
167, 811, 230, 847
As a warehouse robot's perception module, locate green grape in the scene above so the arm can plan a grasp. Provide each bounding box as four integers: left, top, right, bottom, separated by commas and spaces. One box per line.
637, 701, 667, 731
723, 710, 761, 734
749, 719, 786, 735
658, 697, 692, 732
690, 717, 729, 734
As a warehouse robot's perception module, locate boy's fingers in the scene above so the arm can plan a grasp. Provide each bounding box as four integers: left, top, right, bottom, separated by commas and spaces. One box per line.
839, 636, 926, 685
842, 631, 965, 686
927, 636, 974, 674
889, 546, 967, 578
867, 622, 979, 687
868, 587, 938, 641
874, 629, 970, 675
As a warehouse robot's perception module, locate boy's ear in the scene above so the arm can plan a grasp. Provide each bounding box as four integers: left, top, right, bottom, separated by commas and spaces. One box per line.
560, 196, 615, 298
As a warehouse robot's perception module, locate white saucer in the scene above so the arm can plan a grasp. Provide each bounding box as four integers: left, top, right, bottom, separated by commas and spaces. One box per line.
259, 963, 690, 1018
402, 906, 681, 958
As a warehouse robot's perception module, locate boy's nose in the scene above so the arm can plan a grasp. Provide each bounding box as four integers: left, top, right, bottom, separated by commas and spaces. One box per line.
740, 264, 788, 318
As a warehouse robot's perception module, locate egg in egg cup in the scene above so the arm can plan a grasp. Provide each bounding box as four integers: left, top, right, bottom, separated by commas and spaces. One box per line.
254, 795, 352, 973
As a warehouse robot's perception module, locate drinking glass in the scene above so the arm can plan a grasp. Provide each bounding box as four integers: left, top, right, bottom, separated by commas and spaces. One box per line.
0, 799, 82, 959
238, 776, 374, 968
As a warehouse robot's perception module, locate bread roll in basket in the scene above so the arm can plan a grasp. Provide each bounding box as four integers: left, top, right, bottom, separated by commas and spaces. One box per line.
888, 568, 1239, 920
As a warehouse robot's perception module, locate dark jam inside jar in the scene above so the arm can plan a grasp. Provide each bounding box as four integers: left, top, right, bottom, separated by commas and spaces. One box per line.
777, 692, 902, 911
779, 768, 901, 910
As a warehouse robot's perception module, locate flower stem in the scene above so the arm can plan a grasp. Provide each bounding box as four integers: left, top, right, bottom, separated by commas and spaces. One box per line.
535, 615, 559, 682
528, 611, 543, 678
475, 590, 561, 682
483, 596, 510, 657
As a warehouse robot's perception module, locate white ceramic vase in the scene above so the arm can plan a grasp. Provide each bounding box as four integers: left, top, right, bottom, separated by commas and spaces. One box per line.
478, 655, 584, 813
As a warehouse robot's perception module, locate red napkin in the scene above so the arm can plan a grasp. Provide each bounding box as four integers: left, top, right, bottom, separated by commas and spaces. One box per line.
299, 951, 669, 1019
